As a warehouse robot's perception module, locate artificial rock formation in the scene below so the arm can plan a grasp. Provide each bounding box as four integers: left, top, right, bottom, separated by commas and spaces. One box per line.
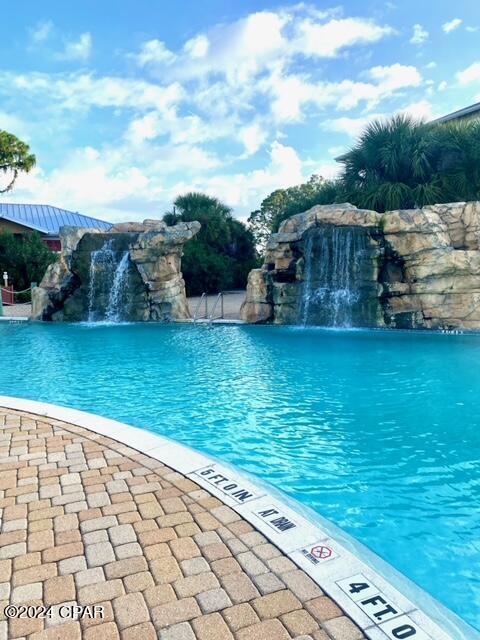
32, 219, 200, 322
240, 201, 480, 330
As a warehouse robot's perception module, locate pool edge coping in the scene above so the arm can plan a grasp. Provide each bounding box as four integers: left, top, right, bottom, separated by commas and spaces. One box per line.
0, 395, 476, 640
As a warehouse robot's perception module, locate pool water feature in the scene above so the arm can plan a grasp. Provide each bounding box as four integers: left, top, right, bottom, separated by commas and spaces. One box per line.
1, 322, 479, 628
301, 226, 362, 326
298, 225, 382, 328
87, 239, 131, 322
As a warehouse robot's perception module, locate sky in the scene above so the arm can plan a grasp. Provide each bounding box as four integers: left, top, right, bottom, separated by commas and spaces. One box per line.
1, 0, 480, 222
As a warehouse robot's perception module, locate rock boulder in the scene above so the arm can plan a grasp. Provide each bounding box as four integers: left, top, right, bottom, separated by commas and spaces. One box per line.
240, 201, 480, 330
32, 219, 200, 322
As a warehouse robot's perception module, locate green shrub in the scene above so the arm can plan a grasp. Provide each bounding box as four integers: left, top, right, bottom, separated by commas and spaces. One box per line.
164, 192, 258, 296
0, 231, 57, 294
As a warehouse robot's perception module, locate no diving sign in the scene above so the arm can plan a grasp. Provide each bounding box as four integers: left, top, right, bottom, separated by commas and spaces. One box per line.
311, 545, 333, 560
301, 542, 338, 565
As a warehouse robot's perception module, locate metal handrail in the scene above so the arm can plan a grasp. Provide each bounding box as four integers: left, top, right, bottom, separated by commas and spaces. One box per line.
208, 292, 224, 323
193, 292, 208, 322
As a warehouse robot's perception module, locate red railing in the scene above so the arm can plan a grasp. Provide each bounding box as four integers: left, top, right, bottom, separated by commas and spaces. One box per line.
1, 286, 14, 305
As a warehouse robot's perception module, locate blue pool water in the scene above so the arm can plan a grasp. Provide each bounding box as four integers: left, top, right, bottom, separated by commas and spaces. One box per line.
1, 322, 479, 628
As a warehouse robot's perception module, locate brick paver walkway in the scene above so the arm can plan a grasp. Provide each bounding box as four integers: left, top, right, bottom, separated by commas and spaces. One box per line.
0, 408, 365, 640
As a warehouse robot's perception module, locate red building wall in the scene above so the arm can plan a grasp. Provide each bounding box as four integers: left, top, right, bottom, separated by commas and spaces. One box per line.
43, 238, 61, 252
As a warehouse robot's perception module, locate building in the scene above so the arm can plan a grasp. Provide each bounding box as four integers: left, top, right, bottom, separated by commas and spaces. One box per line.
0, 203, 112, 251
432, 101, 480, 125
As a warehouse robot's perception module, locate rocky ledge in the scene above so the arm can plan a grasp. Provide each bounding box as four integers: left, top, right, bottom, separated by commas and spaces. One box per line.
32, 219, 200, 322
240, 201, 480, 330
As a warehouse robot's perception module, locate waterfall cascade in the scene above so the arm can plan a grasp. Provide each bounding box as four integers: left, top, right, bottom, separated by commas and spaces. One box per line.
105, 252, 130, 322
32, 220, 200, 322
87, 240, 131, 322
300, 225, 371, 327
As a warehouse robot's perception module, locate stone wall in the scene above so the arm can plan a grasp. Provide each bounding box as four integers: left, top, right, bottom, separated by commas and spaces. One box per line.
240, 202, 480, 330
32, 219, 200, 322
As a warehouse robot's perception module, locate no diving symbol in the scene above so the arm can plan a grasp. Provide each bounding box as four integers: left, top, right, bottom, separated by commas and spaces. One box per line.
301, 542, 337, 566
311, 545, 332, 560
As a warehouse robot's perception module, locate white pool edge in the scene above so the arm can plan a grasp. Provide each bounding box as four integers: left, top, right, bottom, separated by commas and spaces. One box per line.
0, 395, 477, 640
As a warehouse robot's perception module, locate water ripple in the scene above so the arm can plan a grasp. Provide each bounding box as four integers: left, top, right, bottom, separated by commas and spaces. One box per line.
1, 322, 479, 628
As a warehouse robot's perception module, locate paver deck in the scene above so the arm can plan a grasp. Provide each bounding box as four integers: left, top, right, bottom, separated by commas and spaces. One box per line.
0, 408, 365, 640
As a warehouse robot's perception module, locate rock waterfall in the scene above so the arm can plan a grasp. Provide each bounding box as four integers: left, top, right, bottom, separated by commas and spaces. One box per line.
300, 225, 370, 327
87, 240, 131, 322
241, 201, 480, 331
32, 219, 200, 322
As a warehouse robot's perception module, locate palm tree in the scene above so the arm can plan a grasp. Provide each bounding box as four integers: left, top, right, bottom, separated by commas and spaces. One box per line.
435, 120, 480, 202
339, 114, 480, 212
339, 115, 443, 212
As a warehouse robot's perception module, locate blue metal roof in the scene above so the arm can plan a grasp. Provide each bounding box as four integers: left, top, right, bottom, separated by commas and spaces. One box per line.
0, 203, 112, 235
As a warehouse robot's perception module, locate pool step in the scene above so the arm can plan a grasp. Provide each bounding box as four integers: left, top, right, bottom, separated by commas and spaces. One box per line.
0, 316, 30, 323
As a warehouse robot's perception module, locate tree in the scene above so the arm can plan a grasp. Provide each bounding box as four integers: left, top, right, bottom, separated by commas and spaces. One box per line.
434, 119, 480, 202
248, 175, 340, 249
0, 130, 36, 193
0, 231, 56, 295
164, 192, 258, 295
339, 115, 480, 212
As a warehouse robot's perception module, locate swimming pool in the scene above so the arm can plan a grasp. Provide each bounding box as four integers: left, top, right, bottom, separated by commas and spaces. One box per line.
1, 322, 479, 628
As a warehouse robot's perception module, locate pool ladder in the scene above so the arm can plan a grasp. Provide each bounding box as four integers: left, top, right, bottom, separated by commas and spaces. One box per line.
208, 292, 224, 323
193, 293, 208, 322
193, 292, 224, 324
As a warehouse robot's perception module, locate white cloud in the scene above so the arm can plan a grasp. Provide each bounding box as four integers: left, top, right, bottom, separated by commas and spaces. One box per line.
456, 62, 480, 85
400, 99, 435, 120
466, 26, 478, 33
9, 141, 222, 221
3, 56, 421, 145
293, 17, 393, 58
265, 63, 422, 123
61, 32, 92, 61
2, 71, 184, 113
132, 9, 393, 86
425, 61, 436, 69
125, 112, 159, 144
178, 141, 306, 212
148, 144, 221, 173
0, 112, 30, 140
367, 63, 422, 92
9, 141, 306, 220
266, 73, 315, 122
410, 24, 429, 45
438, 80, 448, 91
134, 39, 176, 66
172, 11, 287, 85
323, 99, 435, 137
184, 35, 209, 59
238, 123, 267, 155
328, 145, 347, 157
312, 161, 340, 180
322, 114, 384, 137
30, 20, 54, 44
443, 18, 462, 34
124, 108, 236, 149
9, 147, 152, 221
